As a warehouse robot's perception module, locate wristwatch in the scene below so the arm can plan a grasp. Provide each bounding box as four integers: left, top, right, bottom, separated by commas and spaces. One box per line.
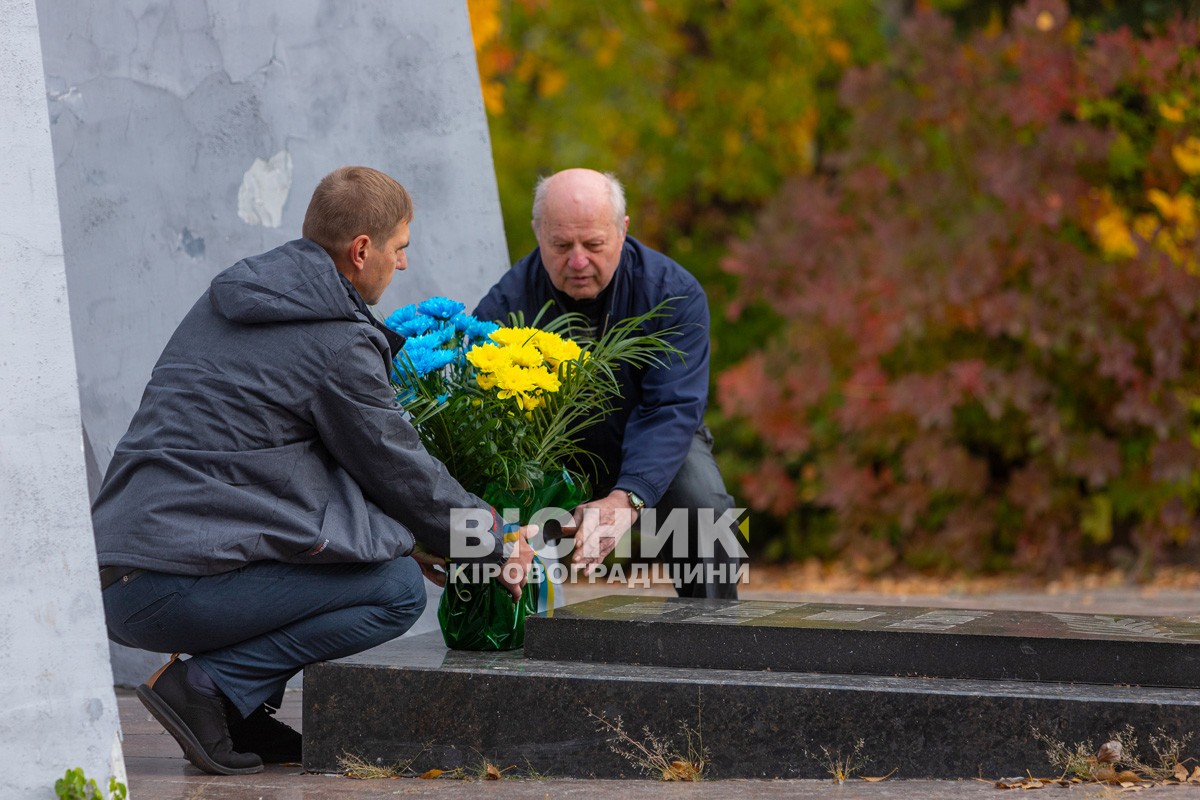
625, 490, 645, 511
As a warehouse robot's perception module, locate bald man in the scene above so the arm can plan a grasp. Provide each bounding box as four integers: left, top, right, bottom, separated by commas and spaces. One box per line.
473, 168, 746, 599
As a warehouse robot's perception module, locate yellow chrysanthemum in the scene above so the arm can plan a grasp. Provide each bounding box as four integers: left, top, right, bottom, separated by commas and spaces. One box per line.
492, 364, 539, 398
505, 344, 544, 369
466, 343, 509, 373
529, 368, 561, 393
468, 327, 580, 406
531, 331, 583, 368
1172, 137, 1200, 176
488, 327, 539, 348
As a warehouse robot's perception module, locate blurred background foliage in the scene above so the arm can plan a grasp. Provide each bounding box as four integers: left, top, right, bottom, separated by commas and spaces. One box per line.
467, 0, 1200, 575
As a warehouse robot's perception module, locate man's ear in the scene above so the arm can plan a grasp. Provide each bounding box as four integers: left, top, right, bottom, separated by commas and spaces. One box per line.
345, 234, 372, 270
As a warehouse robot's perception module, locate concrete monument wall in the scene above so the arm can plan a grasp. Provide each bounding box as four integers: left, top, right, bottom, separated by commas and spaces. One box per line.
35, 1, 510, 684
0, 1, 126, 795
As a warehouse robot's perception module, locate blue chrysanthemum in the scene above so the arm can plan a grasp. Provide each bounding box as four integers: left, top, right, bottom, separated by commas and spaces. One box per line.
418, 296, 466, 320
404, 325, 456, 351
451, 312, 500, 343
400, 344, 457, 377
384, 304, 419, 331
395, 316, 437, 338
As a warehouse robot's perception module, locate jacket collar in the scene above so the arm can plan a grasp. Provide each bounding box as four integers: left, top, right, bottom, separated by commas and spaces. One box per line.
338, 273, 406, 361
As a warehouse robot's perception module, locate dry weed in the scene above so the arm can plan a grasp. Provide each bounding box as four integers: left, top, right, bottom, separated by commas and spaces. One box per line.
587, 703, 707, 781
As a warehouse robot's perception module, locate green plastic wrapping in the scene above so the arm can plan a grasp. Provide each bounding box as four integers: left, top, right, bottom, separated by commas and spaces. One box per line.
437, 470, 587, 651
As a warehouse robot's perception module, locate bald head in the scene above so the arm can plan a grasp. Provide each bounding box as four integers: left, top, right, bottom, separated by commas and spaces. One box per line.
533, 169, 626, 234
530, 169, 630, 300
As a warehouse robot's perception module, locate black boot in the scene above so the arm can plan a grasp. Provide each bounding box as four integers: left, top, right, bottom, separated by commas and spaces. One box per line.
135, 657, 263, 775
229, 703, 303, 763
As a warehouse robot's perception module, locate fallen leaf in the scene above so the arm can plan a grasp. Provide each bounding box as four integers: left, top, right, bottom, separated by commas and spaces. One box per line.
864, 767, 902, 782
1114, 771, 1140, 783
485, 763, 501, 780
1189, 766, 1200, 783
1175, 763, 1189, 781
418, 769, 444, 779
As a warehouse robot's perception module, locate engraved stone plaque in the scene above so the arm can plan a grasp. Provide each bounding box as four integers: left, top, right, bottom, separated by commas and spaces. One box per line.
524, 596, 1200, 687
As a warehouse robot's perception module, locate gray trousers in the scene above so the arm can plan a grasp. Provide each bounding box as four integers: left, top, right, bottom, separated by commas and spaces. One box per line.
635, 425, 746, 600
103, 556, 426, 717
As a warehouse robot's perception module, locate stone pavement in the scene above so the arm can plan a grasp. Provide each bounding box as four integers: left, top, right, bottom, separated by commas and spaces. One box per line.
120, 577, 1200, 798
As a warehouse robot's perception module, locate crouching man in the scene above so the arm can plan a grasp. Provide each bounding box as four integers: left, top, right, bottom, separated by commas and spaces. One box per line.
92, 166, 533, 775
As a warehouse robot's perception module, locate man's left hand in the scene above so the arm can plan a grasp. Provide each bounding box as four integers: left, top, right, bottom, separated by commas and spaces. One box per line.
571, 490, 638, 574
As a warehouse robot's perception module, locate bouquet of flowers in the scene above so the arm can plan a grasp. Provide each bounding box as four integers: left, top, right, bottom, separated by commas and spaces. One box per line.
385, 296, 678, 649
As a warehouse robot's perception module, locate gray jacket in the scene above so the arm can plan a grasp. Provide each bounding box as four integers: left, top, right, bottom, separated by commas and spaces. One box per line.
92, 238, 504, 575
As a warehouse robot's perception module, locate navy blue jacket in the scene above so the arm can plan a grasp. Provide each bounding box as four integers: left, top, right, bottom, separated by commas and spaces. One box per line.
93, 238, 505, 575
473, 236, 710, 507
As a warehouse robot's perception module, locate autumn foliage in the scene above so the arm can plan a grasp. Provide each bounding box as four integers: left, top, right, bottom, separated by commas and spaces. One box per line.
719, 1, 1200, 572
466, 0, 881, 261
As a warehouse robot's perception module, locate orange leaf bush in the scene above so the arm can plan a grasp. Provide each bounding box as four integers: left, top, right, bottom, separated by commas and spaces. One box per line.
720, 0, 1200, 573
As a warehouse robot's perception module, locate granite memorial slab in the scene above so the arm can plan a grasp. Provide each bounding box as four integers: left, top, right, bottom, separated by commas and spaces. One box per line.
524, 596, 1200, 687
303, 631, 1200, 779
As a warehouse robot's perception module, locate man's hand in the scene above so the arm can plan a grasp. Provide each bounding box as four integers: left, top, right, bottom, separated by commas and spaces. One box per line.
498, 524, 539, 600
411, 547, 447, 587
571, 490, 638, 574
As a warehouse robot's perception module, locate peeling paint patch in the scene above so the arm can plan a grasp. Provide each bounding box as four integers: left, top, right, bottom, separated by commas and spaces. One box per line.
86, 697, 103, 721
46, 85, 84, 121
179, 227, 205, 258
237, 151, 292, 228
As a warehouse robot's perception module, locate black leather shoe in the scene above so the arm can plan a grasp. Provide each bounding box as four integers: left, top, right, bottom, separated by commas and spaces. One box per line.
135, 657, 264, 775
229, 703, 303, 763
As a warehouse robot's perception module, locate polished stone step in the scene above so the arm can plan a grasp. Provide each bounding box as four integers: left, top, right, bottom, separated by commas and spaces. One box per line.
302, 630, 1200, 779
524, 596, 1200, 688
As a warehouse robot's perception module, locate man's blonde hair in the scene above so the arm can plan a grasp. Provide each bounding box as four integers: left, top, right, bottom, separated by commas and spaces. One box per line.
303, 166, 413, 256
